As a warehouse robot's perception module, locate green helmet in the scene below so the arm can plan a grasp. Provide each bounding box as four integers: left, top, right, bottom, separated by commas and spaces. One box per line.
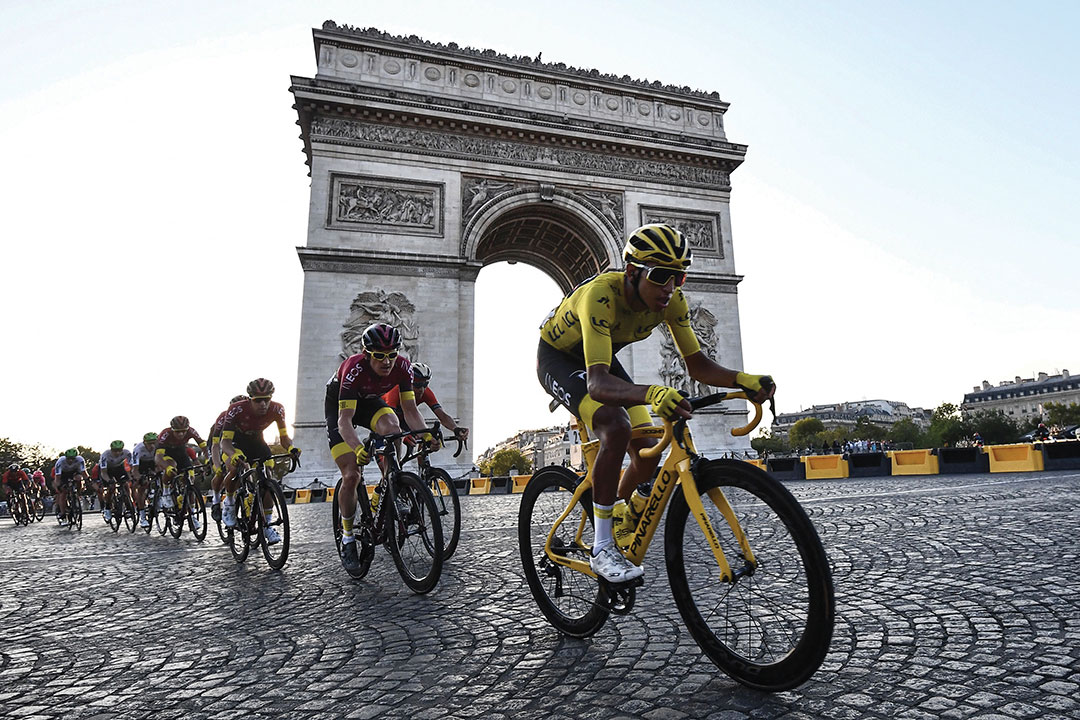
65, 448, 78, 458
110, 440, 124, 450
143, 432, 158, 443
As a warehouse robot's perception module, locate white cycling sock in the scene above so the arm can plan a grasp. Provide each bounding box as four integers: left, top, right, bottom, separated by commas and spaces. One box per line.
593, 503, 614, 555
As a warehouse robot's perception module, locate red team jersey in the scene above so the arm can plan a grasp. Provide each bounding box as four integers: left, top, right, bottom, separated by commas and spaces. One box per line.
333, 353, 414, 410
382, 384, 439, 410
221, 399, 287, 437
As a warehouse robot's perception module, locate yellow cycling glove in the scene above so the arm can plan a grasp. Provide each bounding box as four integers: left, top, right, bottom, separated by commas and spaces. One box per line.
645, 385, 686, 420
735, 372, 774, 396
354, 445, 371, 466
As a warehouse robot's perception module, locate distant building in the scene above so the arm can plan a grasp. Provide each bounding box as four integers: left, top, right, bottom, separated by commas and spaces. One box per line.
478, 423, 581, 471
961, 369, 1080, 419
772, 399, 931, 436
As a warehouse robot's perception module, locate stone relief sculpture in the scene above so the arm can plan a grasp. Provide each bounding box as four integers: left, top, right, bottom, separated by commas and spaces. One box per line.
311, 119, 730, 189
340, 290, 420, 360
641, 210, 721, 256
337, 183, 435, 228
462, 177, 515, 224
658, 302, 720, 398
579, 191, 624, 234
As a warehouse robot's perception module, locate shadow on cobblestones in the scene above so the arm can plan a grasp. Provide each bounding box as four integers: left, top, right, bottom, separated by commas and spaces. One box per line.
1, 471, 1078, 719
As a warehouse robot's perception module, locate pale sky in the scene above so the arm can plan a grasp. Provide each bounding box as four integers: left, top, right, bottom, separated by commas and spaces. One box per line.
2, 1, 1077, 460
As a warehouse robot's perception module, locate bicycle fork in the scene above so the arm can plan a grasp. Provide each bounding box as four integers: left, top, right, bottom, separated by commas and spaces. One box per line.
680, 468, 757, 583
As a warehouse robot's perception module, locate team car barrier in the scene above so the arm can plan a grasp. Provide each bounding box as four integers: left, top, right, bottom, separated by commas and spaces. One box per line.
889, 449, 940, 476
987, 443, 1044, 473
802, 454, 849, 480
1037, 440, 1080, 471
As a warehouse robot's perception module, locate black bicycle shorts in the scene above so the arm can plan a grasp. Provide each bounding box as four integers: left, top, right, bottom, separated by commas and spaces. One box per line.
536, 339, 652, 431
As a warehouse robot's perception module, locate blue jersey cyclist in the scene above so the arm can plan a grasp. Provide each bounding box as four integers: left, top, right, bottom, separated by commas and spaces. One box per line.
325, 322, 434, 575
537, 223, 775, 583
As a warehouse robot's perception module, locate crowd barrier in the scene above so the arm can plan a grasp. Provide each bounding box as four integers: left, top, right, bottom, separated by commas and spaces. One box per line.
803, 454, 849, 479
766, 457, 805, 481
1038, 440, 1080, 470
987, 443, 1044, 473
847, 452, 890, 478
469, 477, 492, 495
889, 449, 940, 476
294, 488, 312, 504
743, 459, 767, 470
936, 447, 989, 474
511, 475, 531, 493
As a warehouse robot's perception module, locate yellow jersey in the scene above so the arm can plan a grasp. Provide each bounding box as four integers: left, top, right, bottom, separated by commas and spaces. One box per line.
539, 271, 701, 367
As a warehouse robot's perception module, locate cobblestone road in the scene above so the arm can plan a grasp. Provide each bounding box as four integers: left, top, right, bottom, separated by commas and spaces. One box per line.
1, 470, 1078, 720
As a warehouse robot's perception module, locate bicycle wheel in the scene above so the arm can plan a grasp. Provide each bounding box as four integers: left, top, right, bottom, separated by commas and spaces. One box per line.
33, 497, 45, 522
427, 467, 461, 560
108, 493, 122, 533
332, 477, 374, 579
518, 465, 610, 638
665, 459, 835, 692
72, 499, 83, 530
186, 487, 207, 542
122, 494, 137, 533
386, 472, 443, 594
155, 498, 169, 536
228, 491, 252, 564
257, 480, 290, 570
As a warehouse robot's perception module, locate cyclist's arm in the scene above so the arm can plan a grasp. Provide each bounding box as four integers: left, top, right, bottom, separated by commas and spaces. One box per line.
684, 353, 776, 404
399, 392, 428, 440
431, 406, 458, 432
274, 418, 292, 449
586, 364, 691, 419
337, 406, 363, 451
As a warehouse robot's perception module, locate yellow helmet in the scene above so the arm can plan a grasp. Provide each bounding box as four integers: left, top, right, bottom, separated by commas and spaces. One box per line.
623, 224, 692, 270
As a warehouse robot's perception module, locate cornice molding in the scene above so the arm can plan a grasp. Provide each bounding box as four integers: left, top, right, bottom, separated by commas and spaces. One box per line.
297, 246, 482, 281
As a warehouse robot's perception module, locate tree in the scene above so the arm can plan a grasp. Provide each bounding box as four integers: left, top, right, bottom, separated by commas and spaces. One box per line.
1044, 402, 1080, 427
788, 417, 824, 451
925, 403, 971, 448
0, 437, 58, 473
478, 448, 531, 476
887, 419, 923, 447
852, 416, 887, 441
751, 429, 789, 456
968, 410, 1021, 445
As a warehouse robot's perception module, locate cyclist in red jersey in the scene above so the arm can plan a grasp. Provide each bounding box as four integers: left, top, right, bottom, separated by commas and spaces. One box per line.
155, 416, 207, 510
208, 394, 248, 522
382, 362, 469, 444
219, 379, 296, 543
3, 464, 29, 505
325, 322, 434, 573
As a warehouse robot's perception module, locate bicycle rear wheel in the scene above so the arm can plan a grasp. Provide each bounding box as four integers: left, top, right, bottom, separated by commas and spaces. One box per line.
257, 480, 290, 570
427, 467, 461, 559
518, 465, 610, 638
332, 477, 374, 579
186, 487, 207, 542
386, 472, 443, 594
665, 459, 834, 691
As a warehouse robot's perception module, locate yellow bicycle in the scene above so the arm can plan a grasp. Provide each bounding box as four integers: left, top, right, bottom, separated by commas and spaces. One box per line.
518, 391, 835, 691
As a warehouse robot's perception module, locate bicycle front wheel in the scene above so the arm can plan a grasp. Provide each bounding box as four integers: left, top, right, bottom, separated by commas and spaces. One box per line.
186, 488, 207, 542
427, 467, 461, 559
518, 465, 610, 638
257, 480, 290, 570
664, 459, 835, 691
123, 494, 137, 533
33, 498, 45, 522
386, 472, 443, 594
109, 494, 122, 533
72, 500, 83, 530
229, 492, 252, 564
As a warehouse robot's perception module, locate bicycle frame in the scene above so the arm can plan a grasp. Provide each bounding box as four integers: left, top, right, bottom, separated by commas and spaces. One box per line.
542, 391, 762, 583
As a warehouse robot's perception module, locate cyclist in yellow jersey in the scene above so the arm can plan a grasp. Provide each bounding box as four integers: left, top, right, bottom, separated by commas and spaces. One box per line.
538, 223, 775, 583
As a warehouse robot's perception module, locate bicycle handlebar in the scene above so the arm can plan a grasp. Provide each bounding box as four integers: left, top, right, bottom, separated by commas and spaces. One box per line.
391, 423, 469, 464
638, 391, 764, 459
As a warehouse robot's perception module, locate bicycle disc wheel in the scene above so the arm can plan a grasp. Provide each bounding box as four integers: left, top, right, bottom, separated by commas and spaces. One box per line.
517, 465, 610, 638
427, 467, 461, 560
386, 472, 443, 594
186, 488, 207, 542
228, 493, 252, 564
257, 481, 290, 570
664, 459, 835, 692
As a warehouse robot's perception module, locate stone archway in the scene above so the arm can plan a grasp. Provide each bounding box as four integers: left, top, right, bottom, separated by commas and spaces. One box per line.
289, 22, 750, 478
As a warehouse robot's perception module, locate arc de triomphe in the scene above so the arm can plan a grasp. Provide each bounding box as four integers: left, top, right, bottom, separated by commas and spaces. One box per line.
290, 21, 750, 478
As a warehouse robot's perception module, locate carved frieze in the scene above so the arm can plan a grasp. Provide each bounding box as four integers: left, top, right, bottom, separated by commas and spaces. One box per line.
461, 176, 520, 227
328, 174, 443, 236
341, 289, 420, 360
639, 206, 722, 258
311, 118, 730, 190
658, 301, 720, 397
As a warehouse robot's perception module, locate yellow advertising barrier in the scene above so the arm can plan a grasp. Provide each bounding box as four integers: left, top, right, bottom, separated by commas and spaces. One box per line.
470, 477, 492, 495
743, 459, 766, 470
889, 450, 939, 476
294, 488, 312, 504
802, 454, 849, 479
986, 443, 1044, 473
511, 475, 531, 493
326, 487, 335, 503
